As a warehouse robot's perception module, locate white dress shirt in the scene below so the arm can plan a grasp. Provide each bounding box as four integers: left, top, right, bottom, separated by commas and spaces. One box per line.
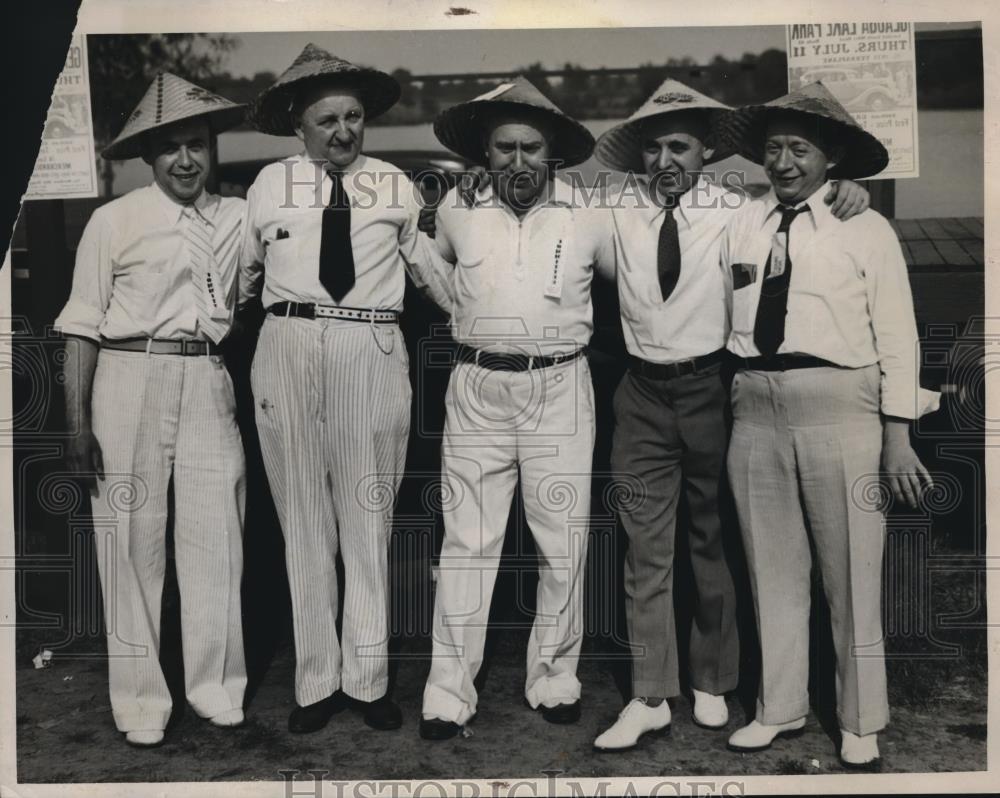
608, 176, 741, 363
722, 180, 940, 420
434, 178, 615, 355
239, 152, 450, 311
55, 182, 244, 342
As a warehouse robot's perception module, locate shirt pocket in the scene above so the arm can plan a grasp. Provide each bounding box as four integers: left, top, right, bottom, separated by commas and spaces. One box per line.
455, 231, 493, 269
729, 262, 759, 333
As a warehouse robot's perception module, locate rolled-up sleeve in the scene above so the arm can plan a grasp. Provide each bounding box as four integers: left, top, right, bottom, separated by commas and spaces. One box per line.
864, 219, 940, 419
54, 210, 113, 342
397, 176, 455, 314
238, 179, 266, 307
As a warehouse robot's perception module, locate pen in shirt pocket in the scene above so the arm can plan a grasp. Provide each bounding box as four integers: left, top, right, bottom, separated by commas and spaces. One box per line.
264, 228, 292, 249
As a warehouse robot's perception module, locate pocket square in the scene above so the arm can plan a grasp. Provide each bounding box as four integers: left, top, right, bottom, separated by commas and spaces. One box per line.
731, 262, 757, 290
276, 228, 290, 240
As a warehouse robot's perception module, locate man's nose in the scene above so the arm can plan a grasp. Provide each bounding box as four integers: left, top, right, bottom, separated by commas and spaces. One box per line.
656, 146, 672, 171
176, 147, 192, 168
773, 148, 793, 171
513, 147, 524, 168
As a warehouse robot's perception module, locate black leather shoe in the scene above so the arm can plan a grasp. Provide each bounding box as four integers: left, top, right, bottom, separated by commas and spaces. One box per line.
540, 700, 581, 725
358, 696, 402, 731
288, 693, 345, 734
419, 717, 462, 740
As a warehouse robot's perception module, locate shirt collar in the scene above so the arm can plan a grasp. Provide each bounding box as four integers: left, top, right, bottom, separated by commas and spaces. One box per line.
470, 176, 575, 212
761, 180, 835, 232
296, 151, 368, 178
147, 180, 215, 226
636, 174, 718, 228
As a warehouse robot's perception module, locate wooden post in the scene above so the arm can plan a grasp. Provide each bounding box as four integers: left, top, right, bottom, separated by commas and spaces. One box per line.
23, 199, 70, 334
865, 178, 896, 219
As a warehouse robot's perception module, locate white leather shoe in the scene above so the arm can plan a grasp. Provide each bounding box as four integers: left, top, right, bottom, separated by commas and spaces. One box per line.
209, 708, 245, 728
593, 698, 671, 752
125, 730, 164, 748
691, 689, 729, 729
840, 730, 881, 769
727, 717, 806, 752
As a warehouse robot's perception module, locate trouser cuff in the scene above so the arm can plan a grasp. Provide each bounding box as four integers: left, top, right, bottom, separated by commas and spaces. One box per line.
632, 679, 680, 700
112, 710, 172, 733
756, 696, 810, 726
422, 684, 474, 725
295, 676, 341, 708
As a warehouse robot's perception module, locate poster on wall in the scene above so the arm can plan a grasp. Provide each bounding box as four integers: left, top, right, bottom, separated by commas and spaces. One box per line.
786, 21, 919, 179
24, 34, 98, 200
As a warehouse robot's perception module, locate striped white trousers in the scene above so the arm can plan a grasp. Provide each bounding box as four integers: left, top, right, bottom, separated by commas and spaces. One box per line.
90, 349, 247, 733
251, 316, 411, 705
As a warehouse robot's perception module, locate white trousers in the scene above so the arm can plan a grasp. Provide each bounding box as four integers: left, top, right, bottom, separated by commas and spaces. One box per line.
251, 316, 411, 705
90, 349, 247, 733
422, 357, 595, 724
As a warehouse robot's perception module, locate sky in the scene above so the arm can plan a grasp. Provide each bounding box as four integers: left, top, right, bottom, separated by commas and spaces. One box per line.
225, 26, 787, 77
223, 22, 971, 78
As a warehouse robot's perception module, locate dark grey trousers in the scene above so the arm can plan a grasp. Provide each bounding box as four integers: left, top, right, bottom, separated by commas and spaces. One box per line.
611, 362, 739, 699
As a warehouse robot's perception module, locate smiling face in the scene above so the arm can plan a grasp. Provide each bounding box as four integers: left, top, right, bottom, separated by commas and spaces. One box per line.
484, 115, 553, 214
294, 84, 366, 168
763, 113, 841, 206
143, 117, 213, 204
640, 111, 713, 207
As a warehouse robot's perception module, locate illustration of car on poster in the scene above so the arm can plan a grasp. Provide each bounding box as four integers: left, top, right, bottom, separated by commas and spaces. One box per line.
797, 66, 903, 111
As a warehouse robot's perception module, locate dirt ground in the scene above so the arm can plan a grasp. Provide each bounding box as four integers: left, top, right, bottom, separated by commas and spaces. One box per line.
15, 629, 986, 785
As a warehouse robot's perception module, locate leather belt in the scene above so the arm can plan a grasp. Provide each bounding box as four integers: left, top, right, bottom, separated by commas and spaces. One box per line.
628, 349, 725, 381
735, 354, 842, 371
100, 337, 219, 356
267, 301, 399, 324
456, 343, 585, 372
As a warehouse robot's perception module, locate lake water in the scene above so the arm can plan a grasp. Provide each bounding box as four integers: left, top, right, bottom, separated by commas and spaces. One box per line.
110, 109, 983, 220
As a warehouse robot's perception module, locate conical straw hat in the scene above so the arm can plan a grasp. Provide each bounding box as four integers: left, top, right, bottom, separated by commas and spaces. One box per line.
719, 81, 889, 179
433, 76, 595, 168
595, 78, 734, 173
247, 43, 401, 135
101, 71, 245, 161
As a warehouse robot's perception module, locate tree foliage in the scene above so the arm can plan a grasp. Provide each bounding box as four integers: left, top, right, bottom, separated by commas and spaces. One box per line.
88, 33, 240, 148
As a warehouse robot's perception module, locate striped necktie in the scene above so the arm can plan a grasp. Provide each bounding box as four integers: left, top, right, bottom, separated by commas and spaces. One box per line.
753, 205, 806, 357
182, 206, 227, 344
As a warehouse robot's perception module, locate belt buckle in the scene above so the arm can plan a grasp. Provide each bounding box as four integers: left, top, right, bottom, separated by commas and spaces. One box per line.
180, 340, 197, 356
676, 359, 696, 377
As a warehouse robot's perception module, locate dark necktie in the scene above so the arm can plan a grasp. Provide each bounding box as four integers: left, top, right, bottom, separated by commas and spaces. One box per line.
656, 206, 681, 301
318, 169, 355, 302
753, 205, 806, 357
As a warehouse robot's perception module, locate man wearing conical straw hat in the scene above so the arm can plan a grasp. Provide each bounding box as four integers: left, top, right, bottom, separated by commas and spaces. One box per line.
589, 77, 869, 753
55, 71, 249, 748
719, 81, 939, 769
417, 76, 616, 740
238, 44, 452, 735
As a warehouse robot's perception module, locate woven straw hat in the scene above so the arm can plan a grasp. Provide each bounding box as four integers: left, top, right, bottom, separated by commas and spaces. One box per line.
595, 78, 734, 173
433, 76, 595, 168
720, 81, 889, 179
101, 71, 245, 161
247, 43, 401, 135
